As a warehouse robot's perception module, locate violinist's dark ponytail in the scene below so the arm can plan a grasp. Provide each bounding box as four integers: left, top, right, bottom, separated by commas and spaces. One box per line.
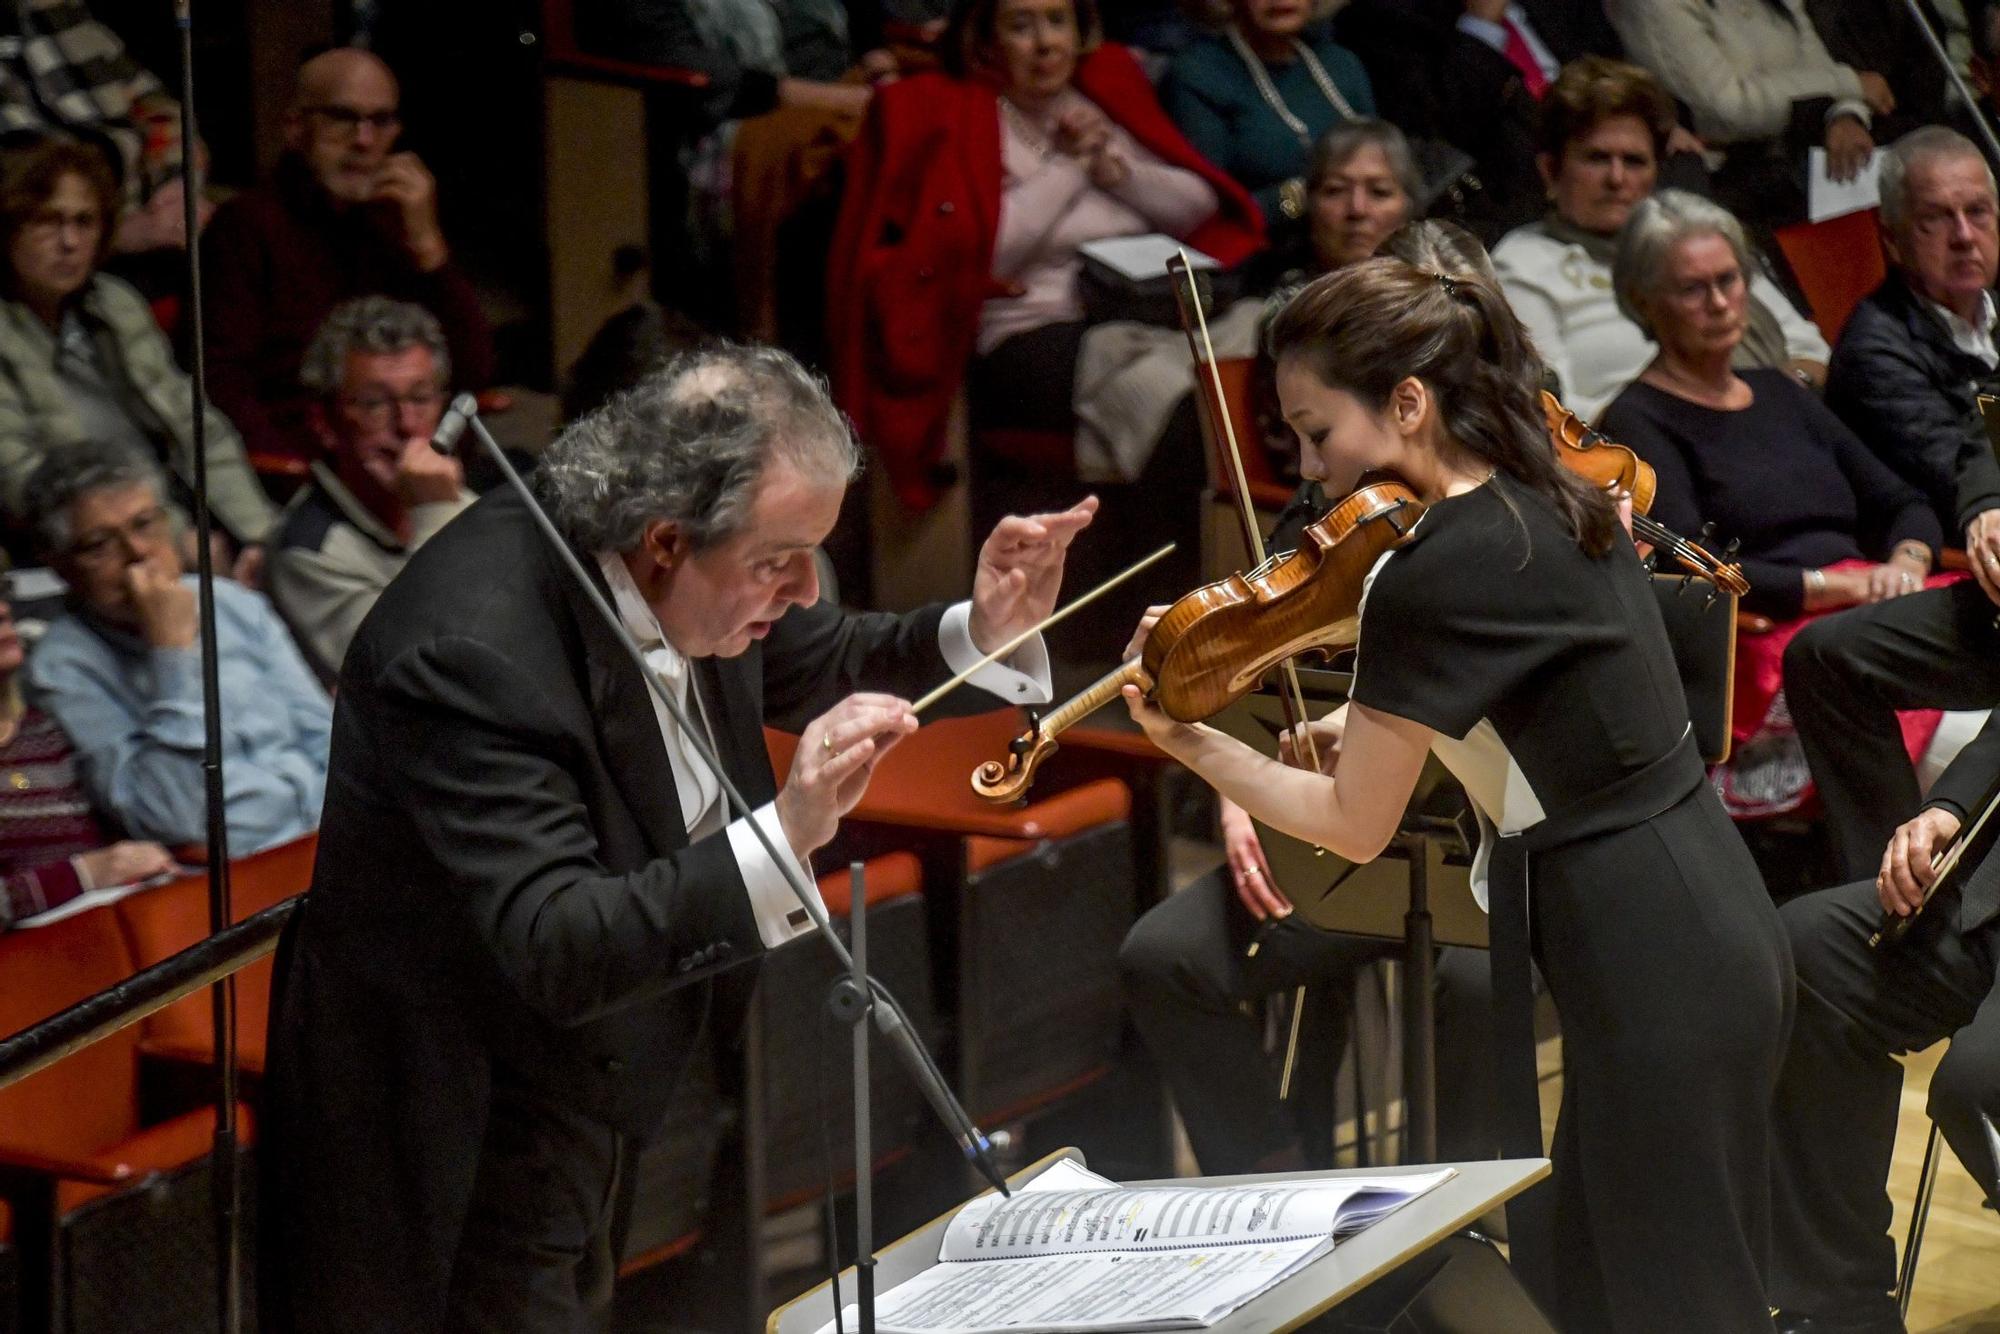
1268, 256, 1621, 558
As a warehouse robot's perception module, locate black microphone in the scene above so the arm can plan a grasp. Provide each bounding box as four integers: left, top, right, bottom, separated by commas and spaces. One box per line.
432, 392, 477, 456
442, 399, 1013, 1199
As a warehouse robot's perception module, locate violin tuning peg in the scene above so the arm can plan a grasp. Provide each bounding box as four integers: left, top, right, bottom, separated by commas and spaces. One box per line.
1700, 521, 1716, 541
1676, 575, 1693, 596
1722, 538, 1740, 559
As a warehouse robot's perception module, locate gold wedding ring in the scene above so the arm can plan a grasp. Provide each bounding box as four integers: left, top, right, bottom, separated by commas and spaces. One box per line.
822, 734, 835, 754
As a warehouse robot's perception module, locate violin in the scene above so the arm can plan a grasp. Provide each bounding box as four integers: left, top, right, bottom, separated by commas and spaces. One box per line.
1540, 391, 1750, 597
972, 476, 1423, 802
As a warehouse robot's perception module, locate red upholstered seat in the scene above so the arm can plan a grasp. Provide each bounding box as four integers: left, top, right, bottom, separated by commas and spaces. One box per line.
1773, 208, 1887, 345
0, 906, 247, 1219
115, 832, 318, 1076
817, 850, 923, 916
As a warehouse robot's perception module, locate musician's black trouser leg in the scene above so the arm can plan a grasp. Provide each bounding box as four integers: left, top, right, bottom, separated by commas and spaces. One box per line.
1770, 879, 2000, 1323
1119, 869, 1493, 1174
1785, 583, 2000, 881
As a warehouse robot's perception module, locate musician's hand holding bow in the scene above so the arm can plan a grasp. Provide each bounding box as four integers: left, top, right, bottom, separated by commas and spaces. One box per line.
777, 694, 917, 861
968, 496, 1099, 654
1877, 805, 1962, 919
1278, 706, 1347, 777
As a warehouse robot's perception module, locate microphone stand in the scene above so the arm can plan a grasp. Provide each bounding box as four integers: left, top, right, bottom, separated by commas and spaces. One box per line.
825, 861, 877, 1330
169, 4, 242, 1331
432, 399, 1011, 1285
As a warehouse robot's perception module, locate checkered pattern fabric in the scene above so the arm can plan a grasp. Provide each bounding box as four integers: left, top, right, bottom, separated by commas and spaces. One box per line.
0, 0, 181, 206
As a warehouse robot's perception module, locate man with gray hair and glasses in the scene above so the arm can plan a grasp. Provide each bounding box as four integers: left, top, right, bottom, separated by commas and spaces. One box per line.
1770, 125, 2000, 1334
21, 440, 330, 854
267, 295, 471, 681
1790, 126, 2000, 881
259, 343, 1095, 1331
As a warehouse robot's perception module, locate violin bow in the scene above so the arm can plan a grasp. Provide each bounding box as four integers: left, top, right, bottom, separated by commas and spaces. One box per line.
1165, 251, 1327, 780
1166, 251, 1321, 1101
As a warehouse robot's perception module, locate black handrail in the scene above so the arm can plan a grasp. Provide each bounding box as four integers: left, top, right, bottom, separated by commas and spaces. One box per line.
0, 896, 298, 1094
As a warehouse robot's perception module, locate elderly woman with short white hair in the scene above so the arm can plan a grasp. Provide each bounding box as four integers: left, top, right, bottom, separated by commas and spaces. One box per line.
1600, 189, 1949, 817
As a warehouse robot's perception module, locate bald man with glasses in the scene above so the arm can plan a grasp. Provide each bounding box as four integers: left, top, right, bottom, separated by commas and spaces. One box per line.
199, 45, 496, 468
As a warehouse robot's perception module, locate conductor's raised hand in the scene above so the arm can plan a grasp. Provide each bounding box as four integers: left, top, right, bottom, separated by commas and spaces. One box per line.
776, 694, 917, 861
968, 495, 1099, 653
1877, 805, 1962, 919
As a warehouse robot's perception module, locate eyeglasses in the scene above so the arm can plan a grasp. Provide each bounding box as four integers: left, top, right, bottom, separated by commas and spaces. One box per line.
1667, 269, 1744, 307
305, 105, 402, 137
340, 388, 446, 425
67, 505, 170, 565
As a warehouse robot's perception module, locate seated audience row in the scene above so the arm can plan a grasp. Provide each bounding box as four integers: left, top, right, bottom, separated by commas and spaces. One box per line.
829, 0, 1260, 509
199, 46, 496, 468
1494, 57, 1827, 423
0, 44, 495, 570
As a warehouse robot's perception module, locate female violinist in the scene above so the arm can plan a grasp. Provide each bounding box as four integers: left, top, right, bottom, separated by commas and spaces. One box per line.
1118, 221, 1509, 1185
1119, 255, 1792, 1332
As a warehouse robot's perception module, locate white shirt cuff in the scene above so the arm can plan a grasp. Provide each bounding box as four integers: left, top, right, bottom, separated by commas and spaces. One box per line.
938, 601, 1054, 706
1825, 99, 1871, 129
729, 801, 825, 948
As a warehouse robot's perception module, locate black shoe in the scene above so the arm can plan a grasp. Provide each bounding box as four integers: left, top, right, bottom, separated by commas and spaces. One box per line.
1771, 1309, 1908, 1334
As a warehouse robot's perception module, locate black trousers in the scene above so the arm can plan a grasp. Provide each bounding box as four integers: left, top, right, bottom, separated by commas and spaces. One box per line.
1786, 581, 2000, 880
1530, 789, 1793, 1334
1118, 867, 1497, 1175
443, 1084, 628, 1333
1770, 879, 2000, 1324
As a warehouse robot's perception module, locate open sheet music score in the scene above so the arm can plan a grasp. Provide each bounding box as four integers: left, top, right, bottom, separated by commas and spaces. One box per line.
812, 1159, 1454, 1334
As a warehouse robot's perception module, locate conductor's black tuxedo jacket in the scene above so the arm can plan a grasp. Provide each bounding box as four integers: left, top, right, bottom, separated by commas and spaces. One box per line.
258, 486, 983, 1329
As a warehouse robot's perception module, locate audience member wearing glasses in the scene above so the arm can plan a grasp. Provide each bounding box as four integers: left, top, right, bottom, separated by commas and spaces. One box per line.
200, 46, 495, 467
267, 297, 471, 684
24, 443, 330, 855
0, 134, 274, 569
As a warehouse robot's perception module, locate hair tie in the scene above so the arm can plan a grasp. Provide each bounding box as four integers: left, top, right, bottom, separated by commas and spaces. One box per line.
1433, 271, 1462, 298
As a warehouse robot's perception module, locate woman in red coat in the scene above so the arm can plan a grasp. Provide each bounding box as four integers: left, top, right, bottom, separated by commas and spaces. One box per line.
828, 0, 1264, 511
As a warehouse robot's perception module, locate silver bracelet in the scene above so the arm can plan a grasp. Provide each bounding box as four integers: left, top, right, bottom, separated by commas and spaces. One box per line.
1806, 568, 1827, 596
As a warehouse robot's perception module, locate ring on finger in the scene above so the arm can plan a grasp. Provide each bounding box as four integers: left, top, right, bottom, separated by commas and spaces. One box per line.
822, 734, 835, 754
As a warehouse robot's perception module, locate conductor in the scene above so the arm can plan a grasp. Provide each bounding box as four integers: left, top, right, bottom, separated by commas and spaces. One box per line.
258, 345, 1092, 1331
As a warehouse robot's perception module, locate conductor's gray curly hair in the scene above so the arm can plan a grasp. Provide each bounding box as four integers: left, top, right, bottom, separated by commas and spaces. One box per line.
535, 343, 860, 553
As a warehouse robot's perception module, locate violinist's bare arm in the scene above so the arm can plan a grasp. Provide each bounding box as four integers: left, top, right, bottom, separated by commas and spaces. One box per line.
1123, 687, 1431, 865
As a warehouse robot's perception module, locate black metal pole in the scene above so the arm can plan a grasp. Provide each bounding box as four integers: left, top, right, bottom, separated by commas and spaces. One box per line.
850, 861, 875, 1334
1401, 837, 1436, 1163
171, 3, 242, 1329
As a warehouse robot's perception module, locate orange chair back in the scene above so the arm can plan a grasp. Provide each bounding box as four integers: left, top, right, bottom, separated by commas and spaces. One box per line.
1773, 209, 1887, 345
1192, 357, 1294, 510
0, 908, 142, 1162
115, 833, 318, 1074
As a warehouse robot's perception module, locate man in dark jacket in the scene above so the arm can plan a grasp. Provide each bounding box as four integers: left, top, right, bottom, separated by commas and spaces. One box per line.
1789, 126, 2000, 879
258, 343, 1092, 1330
